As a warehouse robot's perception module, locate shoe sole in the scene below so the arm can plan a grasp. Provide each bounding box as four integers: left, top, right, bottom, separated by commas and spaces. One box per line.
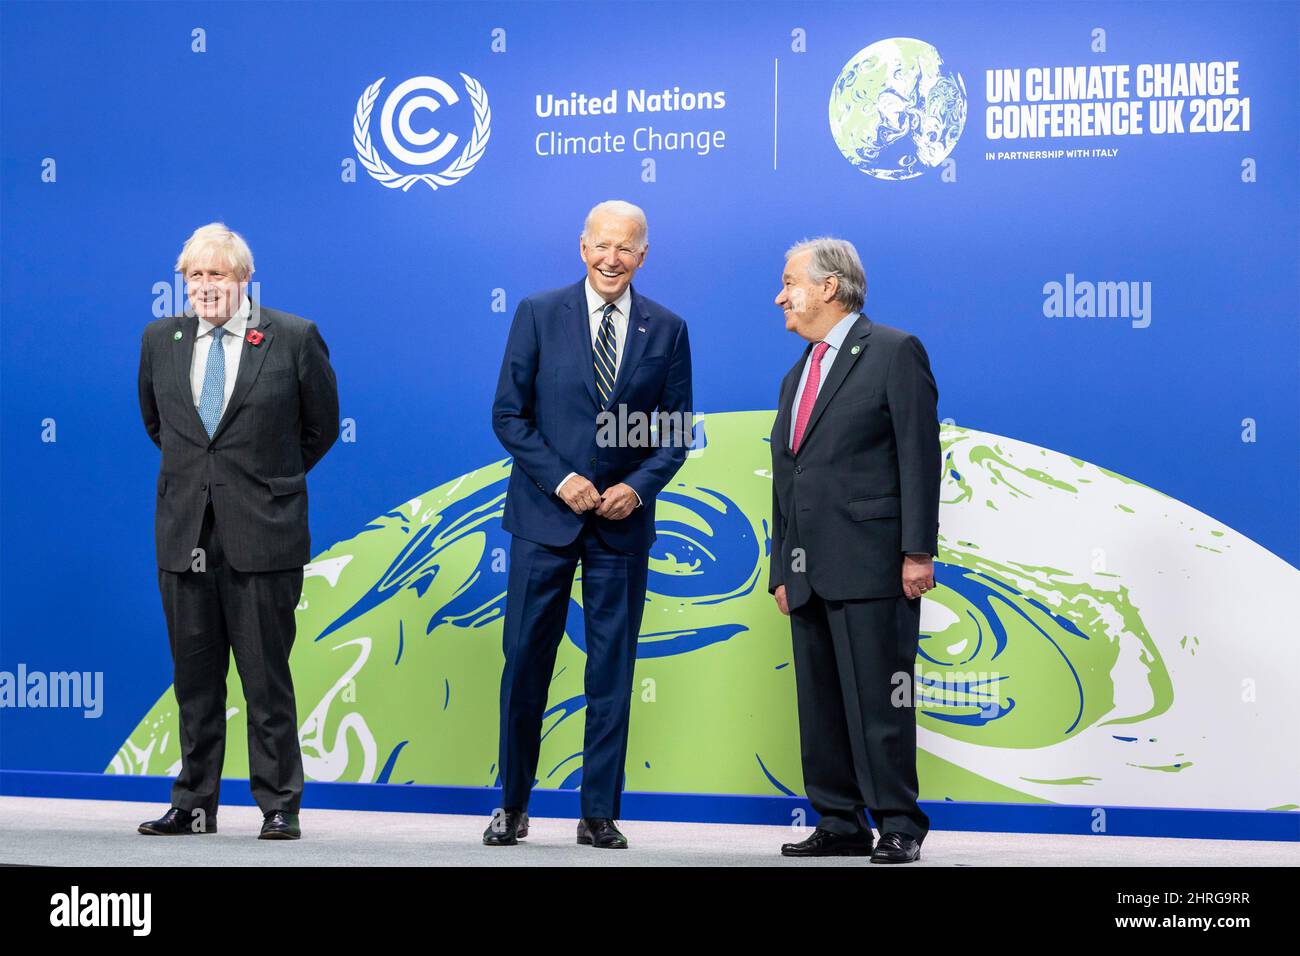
780, 845, 872, 857
870, 851, 921, 864
137, 827, 217, 835
258, 831, 300, 840
577, 835, 627, 849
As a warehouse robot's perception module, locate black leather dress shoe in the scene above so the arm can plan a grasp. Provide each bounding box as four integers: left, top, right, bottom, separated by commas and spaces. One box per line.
781, 827, 873, 857
577, 817, 627, 849
137, 806, 216, 835
482, 809, 529, 846
259, 810, 301, 840
870, 831, 921, 863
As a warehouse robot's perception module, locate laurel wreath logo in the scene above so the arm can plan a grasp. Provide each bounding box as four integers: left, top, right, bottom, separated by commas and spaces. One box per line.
352, 73, 491, 192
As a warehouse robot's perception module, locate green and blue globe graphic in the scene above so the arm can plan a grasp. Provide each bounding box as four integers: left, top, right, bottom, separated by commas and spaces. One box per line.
830, 37, 967, 181
110, 412, 1300, 812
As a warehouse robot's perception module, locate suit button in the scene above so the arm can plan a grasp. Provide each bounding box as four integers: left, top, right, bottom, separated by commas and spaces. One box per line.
589, 457, 597, 465
207, 448, 215, 455
200, 482, 208, 491
794, 465, 803, 475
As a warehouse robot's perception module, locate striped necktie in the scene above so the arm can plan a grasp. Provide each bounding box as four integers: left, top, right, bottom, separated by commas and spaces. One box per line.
594, 303, 618, 409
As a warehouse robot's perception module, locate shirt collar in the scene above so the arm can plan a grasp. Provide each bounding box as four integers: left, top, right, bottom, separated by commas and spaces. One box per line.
197, 296, 250, 339
585, 278, 632, 320
820, 311, 860, 352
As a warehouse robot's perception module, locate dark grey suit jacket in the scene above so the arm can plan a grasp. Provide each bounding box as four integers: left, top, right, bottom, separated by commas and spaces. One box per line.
138, 303, 339, 573
768, 313, 940, 609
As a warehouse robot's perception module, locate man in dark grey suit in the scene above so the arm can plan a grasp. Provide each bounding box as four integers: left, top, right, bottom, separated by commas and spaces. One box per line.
769, 237, 940, 864
136, 223, 339, 840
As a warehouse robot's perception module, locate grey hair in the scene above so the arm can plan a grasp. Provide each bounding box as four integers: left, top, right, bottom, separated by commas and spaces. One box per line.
582, 199, 648, 250
785, 237, 866, 313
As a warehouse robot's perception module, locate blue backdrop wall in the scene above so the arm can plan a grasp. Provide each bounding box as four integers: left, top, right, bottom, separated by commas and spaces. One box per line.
2, 1, 1297, 832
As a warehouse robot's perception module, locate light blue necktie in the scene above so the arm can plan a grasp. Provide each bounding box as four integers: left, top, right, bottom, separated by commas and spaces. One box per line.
197, 327, 227, 437
594, 303, 618, 409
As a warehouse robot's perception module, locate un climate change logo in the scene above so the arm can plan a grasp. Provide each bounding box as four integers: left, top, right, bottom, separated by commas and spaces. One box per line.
353, 74, 491, 192
829, 38, 966, 181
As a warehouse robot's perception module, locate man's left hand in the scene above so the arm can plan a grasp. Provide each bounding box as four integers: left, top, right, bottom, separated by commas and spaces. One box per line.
595, 483, 639, 520
902, 553, 935, 600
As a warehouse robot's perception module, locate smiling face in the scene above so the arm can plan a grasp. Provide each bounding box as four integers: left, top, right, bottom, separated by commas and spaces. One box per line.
185, 254, 248, 324
776, 249, 842, 341
580, 212, 647, 302
776, 249, 851, 343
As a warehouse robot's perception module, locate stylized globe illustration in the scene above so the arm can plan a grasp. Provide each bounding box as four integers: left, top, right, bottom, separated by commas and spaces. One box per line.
829, 37, 967, 181
110, 412, 1300, 813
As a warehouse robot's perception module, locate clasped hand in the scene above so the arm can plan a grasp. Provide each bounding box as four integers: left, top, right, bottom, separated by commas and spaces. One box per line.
558, 476, 638, 520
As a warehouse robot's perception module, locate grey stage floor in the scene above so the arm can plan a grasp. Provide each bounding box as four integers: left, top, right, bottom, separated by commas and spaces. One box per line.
0, 797, 1295, 867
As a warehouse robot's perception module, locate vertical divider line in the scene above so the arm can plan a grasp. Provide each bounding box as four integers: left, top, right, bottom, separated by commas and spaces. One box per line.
773, 58, 779, 171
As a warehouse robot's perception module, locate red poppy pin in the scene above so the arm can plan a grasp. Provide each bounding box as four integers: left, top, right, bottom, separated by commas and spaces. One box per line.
246, 329, 265, 346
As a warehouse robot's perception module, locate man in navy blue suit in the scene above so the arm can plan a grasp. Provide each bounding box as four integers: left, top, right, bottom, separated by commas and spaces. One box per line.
486, 200, 693, 849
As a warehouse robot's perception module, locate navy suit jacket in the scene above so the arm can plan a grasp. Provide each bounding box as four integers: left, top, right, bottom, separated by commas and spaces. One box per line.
491, 279, 693, 553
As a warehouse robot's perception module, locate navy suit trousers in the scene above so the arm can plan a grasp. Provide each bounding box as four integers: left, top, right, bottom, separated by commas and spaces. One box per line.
497, 522, 648, 819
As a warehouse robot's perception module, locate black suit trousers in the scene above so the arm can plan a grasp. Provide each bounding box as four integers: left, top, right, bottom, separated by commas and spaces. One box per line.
157, 501, 305, 816
790, 589, 930, 842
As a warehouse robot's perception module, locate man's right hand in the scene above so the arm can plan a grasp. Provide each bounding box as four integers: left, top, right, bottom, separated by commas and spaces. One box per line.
557, 475, 601, 514
773, 585, 789, 616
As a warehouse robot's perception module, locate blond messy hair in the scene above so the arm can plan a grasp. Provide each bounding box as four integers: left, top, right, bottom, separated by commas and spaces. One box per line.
175, 222, 255, 279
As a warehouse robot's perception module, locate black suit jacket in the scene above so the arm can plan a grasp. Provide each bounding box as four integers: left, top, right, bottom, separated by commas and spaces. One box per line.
138, 303, 340, 573
768, 313, 940, 608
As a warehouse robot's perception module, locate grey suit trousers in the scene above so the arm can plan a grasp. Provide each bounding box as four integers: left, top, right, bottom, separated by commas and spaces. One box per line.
157, 501, 305, 815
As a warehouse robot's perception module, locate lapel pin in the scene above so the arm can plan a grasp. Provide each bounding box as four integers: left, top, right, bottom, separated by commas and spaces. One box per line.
173, 330, 183, 341
851, 345, 861, 355
638, 326, 647, 333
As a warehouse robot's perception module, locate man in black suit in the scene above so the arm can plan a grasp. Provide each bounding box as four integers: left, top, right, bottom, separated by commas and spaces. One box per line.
136, 223, 339, 840
769, 237, 940, 864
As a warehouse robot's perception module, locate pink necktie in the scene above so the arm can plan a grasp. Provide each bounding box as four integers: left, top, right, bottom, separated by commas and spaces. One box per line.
791, 341, 829, 454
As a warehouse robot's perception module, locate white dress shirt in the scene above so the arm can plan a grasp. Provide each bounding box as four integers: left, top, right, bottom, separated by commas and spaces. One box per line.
788, 311, 860, 447
556, 280, 639, 503
190, 296, 250, 419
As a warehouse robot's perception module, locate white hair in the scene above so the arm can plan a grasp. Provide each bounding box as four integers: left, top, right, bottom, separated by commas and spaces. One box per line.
582, 200, 648, 250
175, 222, 255, 279
786, 236, 866, 313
